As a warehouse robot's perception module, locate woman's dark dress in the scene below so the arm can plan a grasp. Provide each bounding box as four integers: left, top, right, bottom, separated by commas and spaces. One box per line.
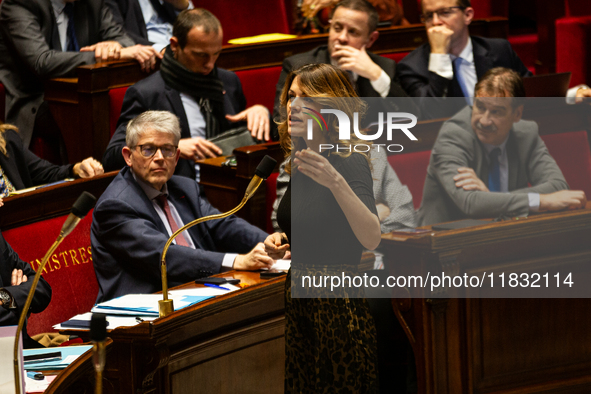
277, 152, 380, 393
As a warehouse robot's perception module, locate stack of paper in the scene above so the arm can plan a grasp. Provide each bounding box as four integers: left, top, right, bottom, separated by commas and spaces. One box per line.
91, 293, 214, 316
23, 346, 92, 371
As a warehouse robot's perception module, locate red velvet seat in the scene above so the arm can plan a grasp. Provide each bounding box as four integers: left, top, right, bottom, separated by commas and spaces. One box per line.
541, 131, 591, 197
556, 16, 591, 87
381, 51, 410, 64
236, 66, 283, 113
387, 150, 431, 209
191, 0, 290, 43
109, 86, 129, 137
3, 213, 98, 335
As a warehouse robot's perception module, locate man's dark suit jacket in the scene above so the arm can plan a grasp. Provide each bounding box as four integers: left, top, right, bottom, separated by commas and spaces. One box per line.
397, 36, 532, 118
0, 231, 52, 348
91, 166, 267, 302
272, 45, 410, 130
105, 0, 177, 45
0, 0, 134, 147
102, 69, 247, 179
418, 107, 568, 226
0, 129, 74, 190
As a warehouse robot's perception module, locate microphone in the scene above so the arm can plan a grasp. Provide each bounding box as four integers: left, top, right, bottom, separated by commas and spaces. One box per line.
91, 313, 107, 394
244, 155, 279, 199
158, 155, 277, 317
61, 191, 97, 237
13, 192, 96, 394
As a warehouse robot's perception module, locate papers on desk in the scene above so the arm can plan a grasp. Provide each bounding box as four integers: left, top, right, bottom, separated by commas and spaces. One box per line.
56, 287, 239, 331
90, 293, 214, 316
267, 259, 291, 271
22, 346, 92, 371
25, 374, 56, 394
54, 312, 158, 331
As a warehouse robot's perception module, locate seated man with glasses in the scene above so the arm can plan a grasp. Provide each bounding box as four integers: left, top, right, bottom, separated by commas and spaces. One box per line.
91, 110, 272, 303
396, 0, 531, 117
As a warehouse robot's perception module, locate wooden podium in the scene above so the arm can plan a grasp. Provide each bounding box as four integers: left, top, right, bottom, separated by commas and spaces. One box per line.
48, 272, 286, 394
381, 204, 591, 393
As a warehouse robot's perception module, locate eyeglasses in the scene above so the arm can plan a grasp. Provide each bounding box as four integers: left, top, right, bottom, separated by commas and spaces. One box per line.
134, 144, 178, 158
420, 6, 464, 23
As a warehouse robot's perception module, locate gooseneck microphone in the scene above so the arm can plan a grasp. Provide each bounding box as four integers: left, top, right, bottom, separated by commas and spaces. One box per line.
91, 313, 107, 394
158, 155, 277, 317
13, 192, 96, 394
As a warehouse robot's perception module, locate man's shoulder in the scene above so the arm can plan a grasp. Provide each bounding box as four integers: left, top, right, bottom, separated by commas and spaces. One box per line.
216, 67, 240, 86
471, 36, 512, 52
398, 42, 430, 66
285, 45, 329, 68
97, 168, 138, 205
130, 71, 166, 92
436, 107, 477, 145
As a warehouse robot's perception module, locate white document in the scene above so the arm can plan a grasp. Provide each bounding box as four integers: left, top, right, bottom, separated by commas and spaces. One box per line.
0, 326, 24, 394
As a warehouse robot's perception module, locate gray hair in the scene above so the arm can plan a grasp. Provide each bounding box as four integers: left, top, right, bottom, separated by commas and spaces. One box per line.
125, 111, 181, 148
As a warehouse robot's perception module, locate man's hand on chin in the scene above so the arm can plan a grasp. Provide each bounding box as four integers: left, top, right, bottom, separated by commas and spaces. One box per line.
233, 243, 274, 270
331, 44, 382, 81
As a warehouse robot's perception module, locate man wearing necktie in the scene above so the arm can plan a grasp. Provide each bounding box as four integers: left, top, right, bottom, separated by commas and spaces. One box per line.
396, 0, 531, 118
0, 0, 161, 148
418, 68, 587, 226
91, 111, 272, 303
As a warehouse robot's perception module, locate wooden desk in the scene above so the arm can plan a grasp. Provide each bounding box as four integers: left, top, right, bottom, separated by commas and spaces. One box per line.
0, 171, 117, 231
381, 204, 591, 393
44, 62, 154, 164
216, 18, 508, 71
48, 271, 286, 394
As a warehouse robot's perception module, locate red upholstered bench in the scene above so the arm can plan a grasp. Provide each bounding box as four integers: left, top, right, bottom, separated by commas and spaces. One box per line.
387, 150, 431, 209
236, 66, 283, 113
191, 0, 290, 44
3, 213, 98, 335
556, 16, 591, 87
541, 131, 591, 197
382, 52, 410, 64
109, 86, 129, 137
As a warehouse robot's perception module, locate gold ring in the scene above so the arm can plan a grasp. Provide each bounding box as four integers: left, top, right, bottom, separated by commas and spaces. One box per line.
310, 4, 316, 9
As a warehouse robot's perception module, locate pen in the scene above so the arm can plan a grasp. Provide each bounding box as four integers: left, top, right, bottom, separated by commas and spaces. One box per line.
203, 283, 231, 291
135, 317, 144, 323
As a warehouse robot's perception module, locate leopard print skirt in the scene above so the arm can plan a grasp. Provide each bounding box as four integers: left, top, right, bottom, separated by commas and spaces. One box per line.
284, 268, 380, 393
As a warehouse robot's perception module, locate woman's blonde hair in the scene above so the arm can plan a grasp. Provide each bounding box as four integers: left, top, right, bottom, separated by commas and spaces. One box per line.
0, 122, 18, 156
276, 63, 369, 174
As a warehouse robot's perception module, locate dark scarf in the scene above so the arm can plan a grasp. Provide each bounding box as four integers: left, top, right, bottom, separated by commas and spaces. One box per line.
160, 45, 225, 138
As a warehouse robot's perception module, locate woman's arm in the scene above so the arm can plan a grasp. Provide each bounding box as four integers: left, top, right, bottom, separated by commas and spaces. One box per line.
294, 149, 381, 250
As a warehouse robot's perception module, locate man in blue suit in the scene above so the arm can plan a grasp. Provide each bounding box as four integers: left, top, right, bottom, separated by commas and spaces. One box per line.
396, 0, 531, 118
92, 111, 272, 303
102, 8, 270, 181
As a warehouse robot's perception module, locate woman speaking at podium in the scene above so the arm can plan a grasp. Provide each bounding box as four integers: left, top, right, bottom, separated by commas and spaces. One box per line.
265, 63, 382, 393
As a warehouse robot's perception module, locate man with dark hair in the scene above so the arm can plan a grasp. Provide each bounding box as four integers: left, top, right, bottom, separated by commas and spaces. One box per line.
0, 0, 160, 148
396, 0, 531, 117
93, 111, 272, 302
273, 0, 409, 131
0, 229, 51, 348
103, 9, 271, 181
105, 0, 192, 51
418, 68, 586, 226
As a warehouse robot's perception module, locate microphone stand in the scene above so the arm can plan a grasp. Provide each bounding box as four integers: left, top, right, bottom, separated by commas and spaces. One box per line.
13, 192, 96, 394
158, 155, 277, 317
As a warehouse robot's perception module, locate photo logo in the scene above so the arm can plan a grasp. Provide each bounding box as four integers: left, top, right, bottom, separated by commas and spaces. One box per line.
303, 107, 328, 139
304, 107, 418, 153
